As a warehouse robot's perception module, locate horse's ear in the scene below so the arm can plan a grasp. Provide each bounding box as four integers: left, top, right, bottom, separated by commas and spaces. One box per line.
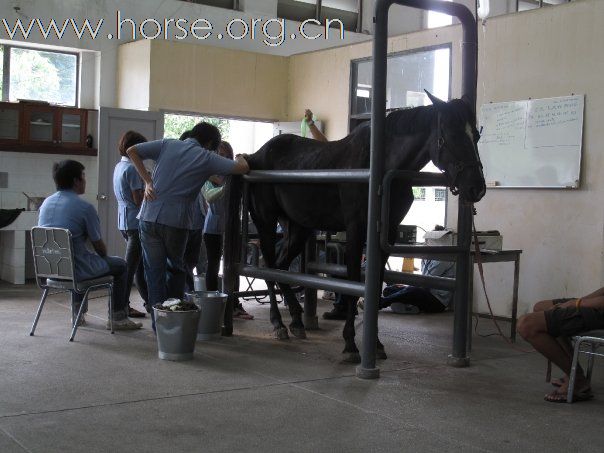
424, 90, 446, 107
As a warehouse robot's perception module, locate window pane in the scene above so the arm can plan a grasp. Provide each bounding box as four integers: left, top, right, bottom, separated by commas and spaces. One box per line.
351, 46, 450, 116
323, 0, 357, 13
0, 45, 3, 97
9, 48, 77, 106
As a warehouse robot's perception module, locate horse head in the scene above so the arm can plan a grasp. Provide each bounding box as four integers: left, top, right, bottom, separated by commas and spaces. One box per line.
425, 91, 486, 203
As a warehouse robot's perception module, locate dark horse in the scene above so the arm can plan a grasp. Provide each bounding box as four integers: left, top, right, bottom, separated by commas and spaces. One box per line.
244, 92, 486, 363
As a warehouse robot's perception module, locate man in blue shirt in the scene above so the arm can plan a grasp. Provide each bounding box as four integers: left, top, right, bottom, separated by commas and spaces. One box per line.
38, 160, 142, 330
127, 122, 249, 327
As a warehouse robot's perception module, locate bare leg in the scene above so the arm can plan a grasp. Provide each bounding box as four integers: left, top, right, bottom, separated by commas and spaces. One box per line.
517, 312, 590, 400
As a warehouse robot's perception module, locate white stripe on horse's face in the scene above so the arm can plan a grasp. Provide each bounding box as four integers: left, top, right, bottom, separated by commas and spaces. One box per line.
465, 122, 480, 159
465, 122, 474, 144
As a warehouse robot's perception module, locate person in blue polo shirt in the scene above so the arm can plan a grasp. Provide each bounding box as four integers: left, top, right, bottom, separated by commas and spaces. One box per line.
126, 122, 249, 327
113, 130, 148, 317
38, 160, 142, 330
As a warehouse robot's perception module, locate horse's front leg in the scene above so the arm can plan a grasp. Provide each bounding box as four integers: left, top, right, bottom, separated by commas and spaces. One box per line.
341, 226, 364, 363
266, 280, 289, 340
278, 283, 306, 339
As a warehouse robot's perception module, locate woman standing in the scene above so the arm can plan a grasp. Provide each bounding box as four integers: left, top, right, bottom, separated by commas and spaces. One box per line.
203, 141, 253, 320
126, 122, 249, 329
112, 130, 148, 317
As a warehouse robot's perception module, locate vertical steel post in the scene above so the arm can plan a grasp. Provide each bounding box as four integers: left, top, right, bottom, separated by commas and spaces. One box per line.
358, 0, 477, 378
304, 235, 319, 330
357, 0, 392, 380
222, 175, 243, 337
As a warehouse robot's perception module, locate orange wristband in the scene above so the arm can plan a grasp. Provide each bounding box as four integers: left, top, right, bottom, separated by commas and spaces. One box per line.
575, 298, 582, 310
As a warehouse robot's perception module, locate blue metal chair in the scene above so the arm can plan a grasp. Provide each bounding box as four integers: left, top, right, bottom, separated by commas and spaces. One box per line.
568, 329, 604, 403
29, 227, 114, 341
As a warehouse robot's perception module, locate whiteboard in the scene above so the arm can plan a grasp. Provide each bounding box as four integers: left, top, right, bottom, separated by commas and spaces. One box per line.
478, 95, 584, 188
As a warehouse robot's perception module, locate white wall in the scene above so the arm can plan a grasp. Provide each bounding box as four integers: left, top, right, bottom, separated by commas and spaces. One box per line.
466, 0, 604, 316
0, 0, 372, 110
0, 152, 98, 209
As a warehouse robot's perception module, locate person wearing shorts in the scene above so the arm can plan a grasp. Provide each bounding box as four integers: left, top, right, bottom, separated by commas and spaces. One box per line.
517, 287, 604, 402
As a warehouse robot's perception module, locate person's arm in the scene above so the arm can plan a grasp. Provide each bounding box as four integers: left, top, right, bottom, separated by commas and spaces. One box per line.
558, 295, 604, 310
209, 175, 224, 185
91, 239, 107, 257
232, 155, 250, 174
305, 109, 328, 142
131, 189, 144, 206
126, 145, 156, 200
83, 204, 106, 257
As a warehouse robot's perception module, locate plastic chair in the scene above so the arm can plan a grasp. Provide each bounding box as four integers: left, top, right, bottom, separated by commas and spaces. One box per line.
568, 329, 604, 403
29, 227, 114, 341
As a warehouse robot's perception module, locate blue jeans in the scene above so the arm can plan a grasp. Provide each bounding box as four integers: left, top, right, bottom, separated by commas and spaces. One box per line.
72, 256, 128, 321
140, 221, 189, 327
121, 229, 149, 309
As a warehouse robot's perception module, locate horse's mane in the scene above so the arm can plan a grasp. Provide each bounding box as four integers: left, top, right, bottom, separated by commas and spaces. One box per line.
384, 105, 435, 138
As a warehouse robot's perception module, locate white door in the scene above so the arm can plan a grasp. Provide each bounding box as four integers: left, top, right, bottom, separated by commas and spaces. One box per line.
97, 108, 163, 256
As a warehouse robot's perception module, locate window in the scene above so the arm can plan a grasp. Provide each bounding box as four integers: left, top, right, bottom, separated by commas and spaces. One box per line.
180, 0, 239, 10
427, 0, 452, 29
434, 188, 446, 201
164, 113, 274, 155
277, 0, 359, 32
413, 188, 426, 201
350, 44, 451, 121
0, 45, 78, 106
518, 0, 571, 12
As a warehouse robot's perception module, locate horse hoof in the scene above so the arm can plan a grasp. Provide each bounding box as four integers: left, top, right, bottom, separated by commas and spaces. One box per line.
289, 324, 307, 339
341, 352, 361, 364
273, 327, 289, 340
377, 349, 388, 360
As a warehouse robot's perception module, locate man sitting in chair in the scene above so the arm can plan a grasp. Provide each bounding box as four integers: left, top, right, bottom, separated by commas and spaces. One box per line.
517, 287, 604, 403
38, 160, 142, 330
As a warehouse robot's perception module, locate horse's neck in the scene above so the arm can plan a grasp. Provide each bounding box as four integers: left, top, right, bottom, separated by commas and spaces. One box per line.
385, 130, 434, 172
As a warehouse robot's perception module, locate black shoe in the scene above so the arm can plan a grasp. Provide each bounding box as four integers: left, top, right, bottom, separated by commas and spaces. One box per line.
322, 306, 348, 320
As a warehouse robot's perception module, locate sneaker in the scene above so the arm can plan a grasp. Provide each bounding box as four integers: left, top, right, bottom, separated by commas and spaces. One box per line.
322, 291, 336, 301
390, 303, 420, 315
106, 318, 143, 330
128, 306, 147, 318
233, 305, 254, 320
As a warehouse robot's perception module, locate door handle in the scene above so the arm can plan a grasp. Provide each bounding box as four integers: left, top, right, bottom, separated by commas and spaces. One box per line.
97, 194, 108, 201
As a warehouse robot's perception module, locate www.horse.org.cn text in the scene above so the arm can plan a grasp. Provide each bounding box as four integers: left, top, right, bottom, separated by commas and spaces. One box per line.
1, 12, 346, 47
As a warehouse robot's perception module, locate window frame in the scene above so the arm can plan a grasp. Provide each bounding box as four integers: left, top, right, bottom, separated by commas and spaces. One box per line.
348, 43, 452, 130
0, 44, 80, 107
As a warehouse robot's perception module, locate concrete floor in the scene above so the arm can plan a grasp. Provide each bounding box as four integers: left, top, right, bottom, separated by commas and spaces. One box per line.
1, 281, 603, 453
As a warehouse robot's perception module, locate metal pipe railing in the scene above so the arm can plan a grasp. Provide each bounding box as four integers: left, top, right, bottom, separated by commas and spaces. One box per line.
222, 1, 478, 378
306, 261, 456, 291
362, 0, 477, 378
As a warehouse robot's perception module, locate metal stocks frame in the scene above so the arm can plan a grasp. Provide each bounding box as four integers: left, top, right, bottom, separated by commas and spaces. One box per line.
222, 0, 478, 379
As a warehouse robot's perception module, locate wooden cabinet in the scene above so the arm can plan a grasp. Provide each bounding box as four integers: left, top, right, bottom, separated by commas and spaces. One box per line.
0, 102, 95, 156
0, 103, 22, 146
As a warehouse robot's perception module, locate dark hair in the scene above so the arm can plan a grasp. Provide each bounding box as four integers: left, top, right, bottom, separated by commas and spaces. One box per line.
218, 141, 234, 160
118, 130, 147, 156
190, 122, 221, 151
179, 130, 192, 141
53, 160, 85, 190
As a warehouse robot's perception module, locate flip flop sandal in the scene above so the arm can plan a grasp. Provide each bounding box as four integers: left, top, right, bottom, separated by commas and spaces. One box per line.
544, 389, 593, 403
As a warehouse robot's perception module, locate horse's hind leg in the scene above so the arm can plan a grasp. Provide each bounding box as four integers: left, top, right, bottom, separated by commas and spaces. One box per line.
341, 225, 364, 364
275, 222, 313, 339
253, 217, 289, 340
